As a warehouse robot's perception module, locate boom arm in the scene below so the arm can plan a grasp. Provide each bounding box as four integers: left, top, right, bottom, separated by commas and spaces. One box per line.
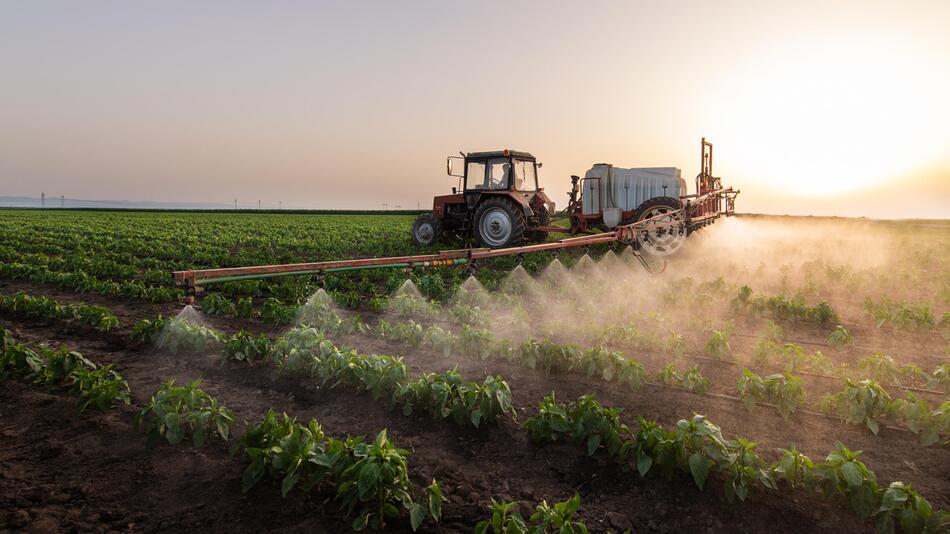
172, 187, 737, 295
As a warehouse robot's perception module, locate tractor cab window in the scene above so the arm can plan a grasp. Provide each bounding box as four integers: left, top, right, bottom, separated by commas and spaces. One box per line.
485, 158, 510, 190
512, 159, 537, 191
465, 161, 487, 190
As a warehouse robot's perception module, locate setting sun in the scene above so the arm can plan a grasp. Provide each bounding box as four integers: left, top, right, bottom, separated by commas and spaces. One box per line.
708, 34, 948, 196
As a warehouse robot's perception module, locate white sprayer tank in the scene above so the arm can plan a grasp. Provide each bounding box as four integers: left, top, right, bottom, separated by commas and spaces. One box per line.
581, 164, 687, 225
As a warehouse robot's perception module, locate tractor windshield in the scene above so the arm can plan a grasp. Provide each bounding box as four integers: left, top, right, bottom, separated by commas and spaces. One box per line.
512, 159, 537, 191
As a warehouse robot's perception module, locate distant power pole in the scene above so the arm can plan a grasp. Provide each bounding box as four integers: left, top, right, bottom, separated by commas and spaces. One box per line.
41, 192, 45, 208
258, 200, 261, 210
279, 201, 282, 210
234, 198, 237, 210
61, 195, 65, 208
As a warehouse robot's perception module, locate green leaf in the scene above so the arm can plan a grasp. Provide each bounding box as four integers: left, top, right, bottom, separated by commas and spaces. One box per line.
586, 434, 602, 456
352, 512, 370, 531
427, 479, 443, 521
688, 453, 709, 490
840, 461, 863, 488
410, 503, 426, 531
281, 471, 299, 497
849, 484, 879, 519
899, 508, 924, 533
637, 454, 653, 476
358, 463, 379, 498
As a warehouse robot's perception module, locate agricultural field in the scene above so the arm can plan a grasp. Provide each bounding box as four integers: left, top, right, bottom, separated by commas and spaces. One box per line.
1, 208, 948, 533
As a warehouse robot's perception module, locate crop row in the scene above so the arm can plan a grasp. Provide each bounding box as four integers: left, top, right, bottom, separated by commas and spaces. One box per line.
291, 300, 948, 446
0, 291, 121, 332
131, 377, 603, 532
522, 393, 947, 533
0, 328, 445, 531
133, 317, 515, 430
134, 298, 950, 449
0, 326, 130, 411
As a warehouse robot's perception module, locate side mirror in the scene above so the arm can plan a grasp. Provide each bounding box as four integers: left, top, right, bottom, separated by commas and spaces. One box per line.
447, 156, 464, 177
537, 162, 543, 168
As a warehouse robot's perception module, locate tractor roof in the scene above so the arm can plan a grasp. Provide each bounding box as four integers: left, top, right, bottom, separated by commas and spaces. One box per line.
466, 150, 534, 160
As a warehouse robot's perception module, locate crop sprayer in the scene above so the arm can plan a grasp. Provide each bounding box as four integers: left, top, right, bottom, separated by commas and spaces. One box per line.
172, 138, 739, 300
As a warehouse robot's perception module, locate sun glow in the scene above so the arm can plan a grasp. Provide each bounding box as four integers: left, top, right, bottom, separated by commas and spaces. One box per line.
708, 36, 947, 196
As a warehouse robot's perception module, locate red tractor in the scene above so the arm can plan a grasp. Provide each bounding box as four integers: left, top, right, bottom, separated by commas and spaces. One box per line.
411, 149, 559, 248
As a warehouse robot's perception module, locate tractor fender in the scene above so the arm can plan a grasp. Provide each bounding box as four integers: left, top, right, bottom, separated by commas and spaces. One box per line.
470, 191, 535, 218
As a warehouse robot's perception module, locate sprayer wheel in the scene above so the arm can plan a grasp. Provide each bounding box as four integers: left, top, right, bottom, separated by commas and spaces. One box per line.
411, 213, 443, 246
474, 197, 525, 249
633, 196, 686, 256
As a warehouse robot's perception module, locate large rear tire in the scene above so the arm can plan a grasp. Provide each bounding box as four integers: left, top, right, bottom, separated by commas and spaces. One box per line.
633, 196, 686, 256
474, 197, 525, 249
411, 213, 443, 246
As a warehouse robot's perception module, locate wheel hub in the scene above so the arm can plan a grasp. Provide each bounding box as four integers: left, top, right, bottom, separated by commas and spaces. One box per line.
637, 206, 686, 256
480, 208, 512, 247
416, 223, 432, 240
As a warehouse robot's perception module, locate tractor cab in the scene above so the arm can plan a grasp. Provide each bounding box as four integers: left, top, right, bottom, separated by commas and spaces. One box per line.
411, 149, 556, 249
460, 150, 539, 195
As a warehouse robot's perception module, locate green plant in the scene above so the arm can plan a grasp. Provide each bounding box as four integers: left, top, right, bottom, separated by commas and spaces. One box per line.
0, 341, 46, 379
736, 369, 804, 419
864, 296, 935, 330
136, 379, 234, 447
335, 429, 423, 531
827, 325, 853, 348
772, 446, 816, 490
200, 293, 236, 316
889, 394, 949, 446
223, 330, 273, 362
396, 370, 514, 428
667, 332, 687, 356
262, 298, 297, 325
831, 379, 891, 434
658, 364, 710, 394
876, 481, 949, 534
929, 364, 950, 394
131, 315, 170, 344
475, 499, 528, 534
387, 293, 438, 320
377, 319, 424, 347
528, 494, 589, 534
153, 318, 224, 355
525, 394, 628, 458
704, 329, 732, 360
809, 442, 881, 520
475, 495, 590, 534
33, 346, 95, 385
674, 414, 731, 490
69, 364, 131, 412
722, 437, 776, 502
520, 338, 581, 375
235, 296, 254, 318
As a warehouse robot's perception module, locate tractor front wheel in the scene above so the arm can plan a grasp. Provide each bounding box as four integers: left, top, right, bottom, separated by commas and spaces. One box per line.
474, 197, 525, 249
411, 213, 443, 246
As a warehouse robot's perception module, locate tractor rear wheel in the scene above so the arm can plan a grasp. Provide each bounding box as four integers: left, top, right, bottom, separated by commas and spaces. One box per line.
411, 213, 443, 246
474, 197, 525, 249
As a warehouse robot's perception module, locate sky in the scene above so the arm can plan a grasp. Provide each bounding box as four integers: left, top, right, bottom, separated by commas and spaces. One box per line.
1, 1, 948, 217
